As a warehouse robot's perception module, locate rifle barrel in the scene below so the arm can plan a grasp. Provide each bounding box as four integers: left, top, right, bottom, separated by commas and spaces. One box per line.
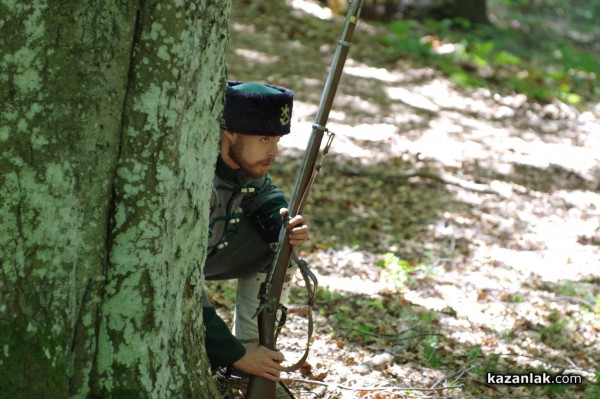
245, 2, 364, 398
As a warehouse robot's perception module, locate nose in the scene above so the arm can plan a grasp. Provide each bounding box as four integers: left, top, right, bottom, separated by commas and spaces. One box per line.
268, 141, 279, 158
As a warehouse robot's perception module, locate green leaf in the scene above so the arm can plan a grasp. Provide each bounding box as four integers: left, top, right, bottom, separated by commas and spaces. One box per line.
495, 51, 521, 65
389, 20, 417, 37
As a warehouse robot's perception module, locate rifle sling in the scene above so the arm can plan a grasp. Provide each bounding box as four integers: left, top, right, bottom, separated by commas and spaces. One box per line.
281, 256, 318, 373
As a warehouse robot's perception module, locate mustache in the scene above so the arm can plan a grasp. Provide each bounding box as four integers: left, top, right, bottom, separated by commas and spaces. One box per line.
255, 157, 276, 166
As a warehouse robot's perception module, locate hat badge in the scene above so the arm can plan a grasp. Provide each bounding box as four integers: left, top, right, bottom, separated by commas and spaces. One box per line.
279, 104, 291, 126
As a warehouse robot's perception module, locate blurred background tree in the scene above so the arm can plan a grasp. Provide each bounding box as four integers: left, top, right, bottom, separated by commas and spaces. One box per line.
324, 0, 489, 24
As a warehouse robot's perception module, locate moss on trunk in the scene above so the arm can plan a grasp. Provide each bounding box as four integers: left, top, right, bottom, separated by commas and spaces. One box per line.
0, 1, 231, 397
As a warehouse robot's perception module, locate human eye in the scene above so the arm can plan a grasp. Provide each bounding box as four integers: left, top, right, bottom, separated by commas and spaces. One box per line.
260, 136, 270, 143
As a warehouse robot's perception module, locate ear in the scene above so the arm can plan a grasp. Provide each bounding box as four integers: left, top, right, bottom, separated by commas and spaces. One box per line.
222, 129, 238, 144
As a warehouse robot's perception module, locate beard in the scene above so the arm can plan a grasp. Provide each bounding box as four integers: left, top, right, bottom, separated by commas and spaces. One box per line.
228, 141, 274, 179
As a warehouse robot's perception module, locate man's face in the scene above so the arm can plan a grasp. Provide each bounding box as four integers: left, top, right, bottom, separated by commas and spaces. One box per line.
228, 134, 281, 179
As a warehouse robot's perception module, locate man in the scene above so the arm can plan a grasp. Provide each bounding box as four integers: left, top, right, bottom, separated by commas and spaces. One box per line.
202, 81, 309, 385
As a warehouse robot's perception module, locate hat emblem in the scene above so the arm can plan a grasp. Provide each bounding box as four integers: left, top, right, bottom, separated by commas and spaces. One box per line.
279, 104, 291, 126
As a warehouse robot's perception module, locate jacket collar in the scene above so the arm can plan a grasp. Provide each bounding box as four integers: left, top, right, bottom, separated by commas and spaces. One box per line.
215, 154, 252, 186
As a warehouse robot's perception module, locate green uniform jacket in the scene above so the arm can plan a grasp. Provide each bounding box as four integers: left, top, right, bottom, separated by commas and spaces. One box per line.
204, 155, 287, 369
203, 306, 246, 368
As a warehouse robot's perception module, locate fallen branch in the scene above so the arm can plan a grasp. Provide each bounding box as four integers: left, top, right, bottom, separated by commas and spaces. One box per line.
400, 169, 499, 194
337, 326, 442, 342
341, 166, 500, 194
286, 377, 463, 393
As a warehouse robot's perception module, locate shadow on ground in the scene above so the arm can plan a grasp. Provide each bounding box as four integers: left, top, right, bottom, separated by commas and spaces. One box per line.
284, 284, 599, 399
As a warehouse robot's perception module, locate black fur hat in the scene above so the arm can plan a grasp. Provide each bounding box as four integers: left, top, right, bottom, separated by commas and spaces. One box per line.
223, 81, 294, 136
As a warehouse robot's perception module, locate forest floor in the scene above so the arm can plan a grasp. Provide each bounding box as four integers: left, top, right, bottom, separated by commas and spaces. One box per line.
208, 1, 600, 398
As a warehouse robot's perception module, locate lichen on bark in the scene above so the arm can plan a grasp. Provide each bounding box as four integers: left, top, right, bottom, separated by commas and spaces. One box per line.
97, 1, 230, 398
1, 1, 230, 397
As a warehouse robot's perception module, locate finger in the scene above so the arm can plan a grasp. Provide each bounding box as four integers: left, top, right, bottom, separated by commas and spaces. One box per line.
292, 225, 308, 234
271, 350, 285, 363
290, 234, 307, 242
291, 231, 309, 241
263, 363, 281, 380
291, 229, 309, 238
287, 215, 305, 228
259, 370, 279, 382
262, 371, 280, 382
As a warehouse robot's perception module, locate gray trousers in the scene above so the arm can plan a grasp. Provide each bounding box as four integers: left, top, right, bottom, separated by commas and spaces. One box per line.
202, 217, 282, 343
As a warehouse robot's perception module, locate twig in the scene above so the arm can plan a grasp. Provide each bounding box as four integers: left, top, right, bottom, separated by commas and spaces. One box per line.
312, 291, 398, 307
448, 365, 478, 386
287, 377, 463, 392
404, 170, 499, 194
538, 293, 595, 308
430, 365, 477, 390
361, 392, 461, 399
343, 166, 500, 194
339, 326, 443, 342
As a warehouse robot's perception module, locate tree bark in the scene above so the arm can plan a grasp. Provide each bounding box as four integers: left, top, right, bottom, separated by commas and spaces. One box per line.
0, 1, 230, 397
325, 0, 489, 24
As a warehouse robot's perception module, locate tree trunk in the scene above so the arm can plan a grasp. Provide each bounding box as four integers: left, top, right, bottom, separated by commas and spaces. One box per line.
0, 1, 231, 397
325, 0, 489, 24
440, 0, 489, 24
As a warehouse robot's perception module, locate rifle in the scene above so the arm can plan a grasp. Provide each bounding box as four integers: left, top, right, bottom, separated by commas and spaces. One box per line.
245, 1, 364, 398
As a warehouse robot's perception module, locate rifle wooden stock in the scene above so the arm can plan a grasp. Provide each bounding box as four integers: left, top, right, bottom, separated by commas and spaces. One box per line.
245, 2, 363, 398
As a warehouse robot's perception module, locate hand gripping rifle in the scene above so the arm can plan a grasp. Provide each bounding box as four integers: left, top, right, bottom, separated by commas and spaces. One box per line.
245, 2, 364, 398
